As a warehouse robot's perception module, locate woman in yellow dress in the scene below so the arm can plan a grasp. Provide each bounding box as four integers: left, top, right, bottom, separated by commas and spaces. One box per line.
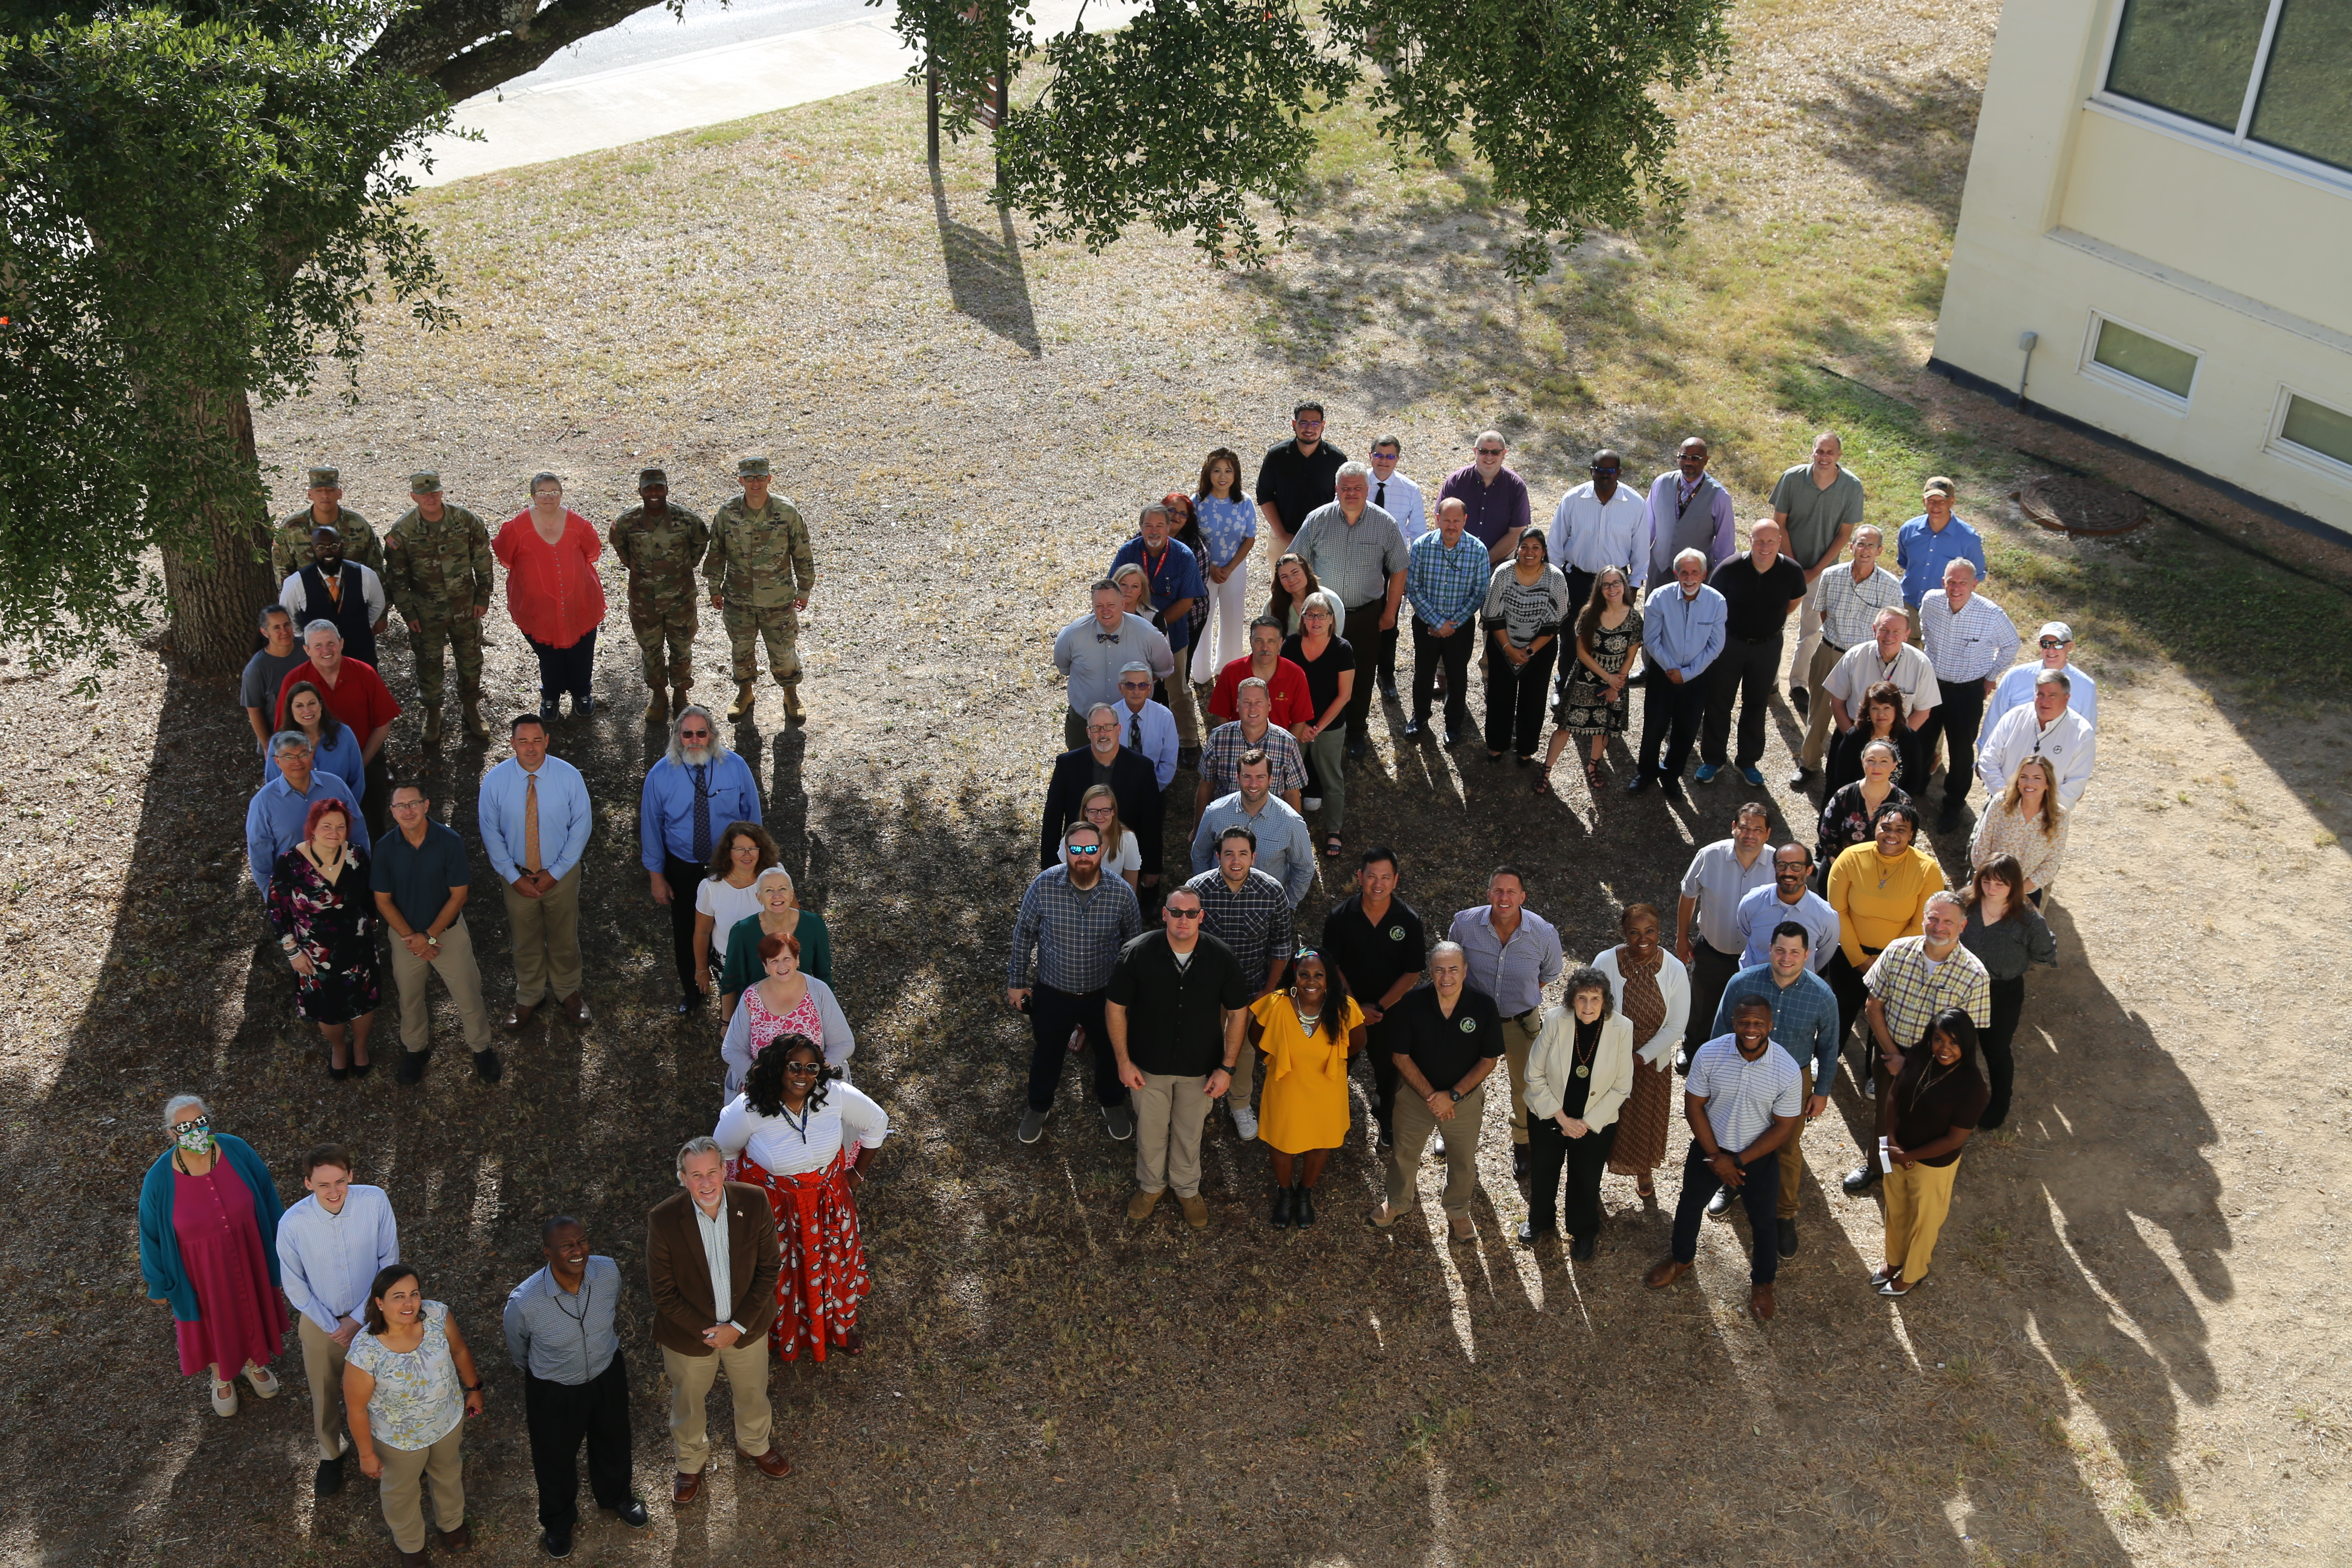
1247, 951, 1366, 1228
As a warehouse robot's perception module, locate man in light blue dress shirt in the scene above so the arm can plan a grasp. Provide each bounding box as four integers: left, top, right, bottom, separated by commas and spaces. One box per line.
246, 732, 370, 894
1114, 662, 1179, 790
275, 1145, 398, 1496
1630, 549, 1727, 798
479, 713, 595, 1029
505, 1216, 647, 1554
640, 705, 764, 1015
1734, 845, 1840, 973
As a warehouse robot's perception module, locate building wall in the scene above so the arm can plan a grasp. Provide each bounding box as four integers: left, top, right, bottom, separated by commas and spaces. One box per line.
1932, 0, 2352, 537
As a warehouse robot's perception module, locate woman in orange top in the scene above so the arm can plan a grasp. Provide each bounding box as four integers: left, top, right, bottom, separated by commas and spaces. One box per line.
1245, 951, 1366, 1228
494, 472, 607, 719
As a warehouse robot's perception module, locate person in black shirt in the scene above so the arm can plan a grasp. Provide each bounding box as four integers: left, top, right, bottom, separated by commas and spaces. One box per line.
1105, 888, 1251, 1232
1877, 1006, 1988, 1298
1319, 847, 1427, 1145
1700, 521, 1808, 786
1254, 402, 1348, 554
1369, 942, 1501, 1241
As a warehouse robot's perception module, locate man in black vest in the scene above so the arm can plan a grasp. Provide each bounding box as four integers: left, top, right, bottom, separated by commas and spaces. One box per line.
279, 525, 388, 670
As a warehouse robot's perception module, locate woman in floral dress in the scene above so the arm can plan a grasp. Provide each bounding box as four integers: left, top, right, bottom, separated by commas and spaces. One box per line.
1543, 565, 1644, 793
267, 797, 382, 1078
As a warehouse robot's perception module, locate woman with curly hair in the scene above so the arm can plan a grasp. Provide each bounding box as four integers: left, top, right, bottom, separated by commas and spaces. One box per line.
1244, 950, 1365, 1228
1519, 965, 1635, 1257
714, 1036, 889, 1360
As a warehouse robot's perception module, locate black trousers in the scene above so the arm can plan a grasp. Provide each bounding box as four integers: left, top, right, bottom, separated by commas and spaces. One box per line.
1669, 1139, 1779, 1282
1411, 619, 1474, 728
1374, 623, 1400, 688
1702, 634, 1782, 768
1562, 567, 1599, 623
664, 854, 712, 995
1026, 982, 1126, 1112
1482, 634, 1558, 757
1526, 1116, 1617, 1238
1364, 1021, 1403, 1130
523, 1354, 634, 1533
1683, 941, 1741, 1057
1340, 600, 1388, 738
1636, 667, 1709, 778
360, 754, 394, 839
1920, 675, 1988, 808
527, 629, 597, 707
1982, 973, 2024, 1127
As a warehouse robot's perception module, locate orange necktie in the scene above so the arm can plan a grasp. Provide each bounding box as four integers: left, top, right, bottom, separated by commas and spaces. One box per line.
524, 773, 542, 873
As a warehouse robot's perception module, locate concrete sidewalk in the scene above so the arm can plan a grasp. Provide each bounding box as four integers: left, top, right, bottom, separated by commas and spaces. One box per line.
413, 0, 1142, 185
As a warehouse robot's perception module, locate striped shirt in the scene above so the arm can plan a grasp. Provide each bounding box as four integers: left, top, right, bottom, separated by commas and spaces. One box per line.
1480, 563, 1573, 648
1686, 1035, 1804, 1153
1865, 937, 1992, 1052
1918, 590, 2021, 683
1007, 864, 1143, 992
1198, 720, 1308, 800
1815, 562, 1908, 650
1183, 867, 1293, 985
1406, 530, 1489, 629
1713, 965, 1841, 1087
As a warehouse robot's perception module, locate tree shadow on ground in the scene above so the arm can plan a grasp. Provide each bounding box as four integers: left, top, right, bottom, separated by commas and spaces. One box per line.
931, 163, 1042, 357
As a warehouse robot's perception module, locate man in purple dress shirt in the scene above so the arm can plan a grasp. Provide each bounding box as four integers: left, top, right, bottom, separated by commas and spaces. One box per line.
1436, 430, 1532, 566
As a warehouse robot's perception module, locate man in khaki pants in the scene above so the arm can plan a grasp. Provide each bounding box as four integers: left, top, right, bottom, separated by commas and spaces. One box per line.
1369, 943, 1502, 1241
477, 713, 594, 1030
647, 1137, 786, 1507
371, 780, 500, 1085
273, 1145, 400, 1498
1105, 887, 1253, 1232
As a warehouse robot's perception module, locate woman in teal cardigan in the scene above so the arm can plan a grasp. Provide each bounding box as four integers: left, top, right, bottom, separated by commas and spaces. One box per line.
139, 1094, 288, 1417
717, 866, 833, 1020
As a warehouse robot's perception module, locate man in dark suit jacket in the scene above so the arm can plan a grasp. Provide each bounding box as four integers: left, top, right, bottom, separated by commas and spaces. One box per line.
1038, 702, 1164, 886
647, 1137, 786, 1507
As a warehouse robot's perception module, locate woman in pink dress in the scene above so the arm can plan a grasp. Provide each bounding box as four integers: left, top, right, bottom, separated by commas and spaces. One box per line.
720, 930, 854, 1094
138, 1095, 289, 1416
493, 471, 607, 720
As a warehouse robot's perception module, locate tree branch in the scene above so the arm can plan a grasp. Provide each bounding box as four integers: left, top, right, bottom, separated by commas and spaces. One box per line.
364, 0, 673, 102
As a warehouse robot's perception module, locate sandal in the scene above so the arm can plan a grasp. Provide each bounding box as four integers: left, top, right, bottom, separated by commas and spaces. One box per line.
1531, 771, 1553, 796
1584, 757, 1608, 790
1323, 834, 1344, 860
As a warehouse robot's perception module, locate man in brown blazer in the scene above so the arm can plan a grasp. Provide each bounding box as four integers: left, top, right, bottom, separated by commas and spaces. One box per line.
646, 1136, 788, 1505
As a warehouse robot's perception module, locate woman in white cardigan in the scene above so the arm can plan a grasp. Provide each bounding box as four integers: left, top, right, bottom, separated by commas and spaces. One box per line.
1591, 903, 1691, 1201
1519, 966, 1636, 1258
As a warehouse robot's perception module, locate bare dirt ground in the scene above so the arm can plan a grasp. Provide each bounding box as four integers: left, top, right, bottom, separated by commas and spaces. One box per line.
5, 0, 2352, 1564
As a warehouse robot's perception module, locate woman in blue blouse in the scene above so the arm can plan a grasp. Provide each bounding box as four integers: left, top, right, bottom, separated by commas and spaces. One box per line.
1189, 447, 1260, 683
265, 681, 367, 793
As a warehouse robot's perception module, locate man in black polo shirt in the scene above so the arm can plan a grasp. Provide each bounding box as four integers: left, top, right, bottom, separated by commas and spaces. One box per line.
1369, 941, 1500, 1241
1319, 846, 1427, 1148
1254, 401, 1348, 555
1105, 888, 1251, 1232
369, 779, 499, 1084
1700, 520, 1807, 788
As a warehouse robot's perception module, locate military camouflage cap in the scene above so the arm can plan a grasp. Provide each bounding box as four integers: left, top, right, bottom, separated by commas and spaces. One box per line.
736, 455, 772, 479
638, 468, 668, 487
408, 471, 442, 493
306, 466, 341, 489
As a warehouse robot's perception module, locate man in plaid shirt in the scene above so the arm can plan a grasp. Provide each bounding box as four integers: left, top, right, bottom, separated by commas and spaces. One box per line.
1192, 679, 1307, 827
1843, 891, 1990, 1194
1008, 822, 1144, 1146
1403, 499, 1487, 744
1186, 825, 1295, 1141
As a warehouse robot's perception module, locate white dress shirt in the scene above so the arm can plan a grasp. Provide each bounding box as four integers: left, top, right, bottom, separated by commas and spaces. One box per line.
691, 1197, 742, 1335
278, 564, 387, 628
1371, 472, 1429, 542
1115, 696, 1180, 788
1547, 482, 1649, 578
1975, 704, 2097, 809
1985, 661, 2098, 732
276, 1184, 400, 1334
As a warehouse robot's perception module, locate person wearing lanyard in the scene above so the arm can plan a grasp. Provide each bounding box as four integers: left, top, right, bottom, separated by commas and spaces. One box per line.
1110, 502, 1207, 754
1447, 867, 1564, 1180
1673, 802, 1775, 1071
1793, 524, 1906, 787
504, 1217, 647, 1557
1642, 437, 1737, 593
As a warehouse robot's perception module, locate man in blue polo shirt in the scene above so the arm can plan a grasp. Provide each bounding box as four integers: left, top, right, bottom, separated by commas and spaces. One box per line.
1111, 502, 1208, 759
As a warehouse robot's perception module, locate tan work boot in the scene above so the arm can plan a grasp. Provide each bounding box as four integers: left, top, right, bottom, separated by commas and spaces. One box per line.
460, 696, 490, 741
779, 679, 806, 725
421, 706, 444, 750
643, 686, 668, 724
726, 681, 755, 723
1125, 1188, 1164, 1222
1179, 1195, 1209, 1231
671, 685, 692, 721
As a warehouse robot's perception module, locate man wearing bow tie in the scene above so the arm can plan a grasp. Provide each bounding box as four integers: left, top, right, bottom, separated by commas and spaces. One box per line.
1054, 580, 1174, 751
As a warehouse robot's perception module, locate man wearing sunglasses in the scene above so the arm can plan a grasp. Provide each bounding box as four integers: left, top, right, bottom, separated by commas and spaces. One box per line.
1009, 822, 1145, 1146
1548, 448, 1649, 614
1105, 888, 1253, 1231
1644, 437, 1737, 593
1437, 430, 1532, 566
1983, 620, 2097, 735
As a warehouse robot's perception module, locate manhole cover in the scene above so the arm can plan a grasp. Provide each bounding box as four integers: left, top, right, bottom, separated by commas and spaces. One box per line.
2011, 473, 2148, 537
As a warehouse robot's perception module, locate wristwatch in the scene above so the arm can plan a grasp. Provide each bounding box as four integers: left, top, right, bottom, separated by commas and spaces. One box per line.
1448, 1088, 1464, 1104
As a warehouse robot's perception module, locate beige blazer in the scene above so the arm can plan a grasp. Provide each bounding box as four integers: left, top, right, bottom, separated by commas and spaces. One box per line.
1523, 1009, 1635, 1130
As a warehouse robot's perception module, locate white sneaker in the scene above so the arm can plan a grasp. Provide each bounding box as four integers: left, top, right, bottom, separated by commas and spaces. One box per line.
1863, 1076, 1877, 1099
211, 1379, 239, 1417
1302, 796, 1323, 811
243, 1362, 280, 1398
1233, 1106, 1259, 1141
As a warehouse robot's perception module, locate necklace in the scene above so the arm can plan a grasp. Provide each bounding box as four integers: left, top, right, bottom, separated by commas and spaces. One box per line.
1292, 998, 1323, 1036
1571, 1022, 1601, 1078
1905, 1060, 1954, 1111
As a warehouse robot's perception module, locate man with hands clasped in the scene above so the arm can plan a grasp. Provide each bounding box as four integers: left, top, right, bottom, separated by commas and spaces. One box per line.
1106, 888, 1253, 1232
1369, 941, 1503, 1242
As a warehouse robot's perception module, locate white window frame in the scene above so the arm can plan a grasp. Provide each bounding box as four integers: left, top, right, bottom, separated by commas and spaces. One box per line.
2079, 310, 2202, 413
2265, 384, 2352, 486
2089, 0, 2352, 199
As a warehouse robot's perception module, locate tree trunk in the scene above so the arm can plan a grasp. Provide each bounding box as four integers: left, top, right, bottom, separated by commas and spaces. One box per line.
159, 386, 276, 675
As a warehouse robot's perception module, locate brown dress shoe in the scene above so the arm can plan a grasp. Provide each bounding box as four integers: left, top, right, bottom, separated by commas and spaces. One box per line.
743, 1447, 792, 1479
557, 992, 591, 1026
1750, 1283, 1776, 1320
1178, 1195, 1209, 1231
673, 1470, 704, 1506
502, 1002, 535, 1032
1645, 1259, 1692, 1289
1446, 1213, 1474, 1242
438, 1523, 473, 1551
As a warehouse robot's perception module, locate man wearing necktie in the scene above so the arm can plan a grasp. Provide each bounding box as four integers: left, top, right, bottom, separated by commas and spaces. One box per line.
1053, 581, 1174, 751
640, 707, 766, 1014
480, 714, 596, 1031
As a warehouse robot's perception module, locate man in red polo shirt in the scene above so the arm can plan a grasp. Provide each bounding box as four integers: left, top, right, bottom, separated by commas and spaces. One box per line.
1206, 616, 1312, 730
278, 621, 402, 833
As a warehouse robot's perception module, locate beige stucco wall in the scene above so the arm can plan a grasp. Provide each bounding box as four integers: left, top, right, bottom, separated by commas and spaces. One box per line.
1932, 0, 2352, 535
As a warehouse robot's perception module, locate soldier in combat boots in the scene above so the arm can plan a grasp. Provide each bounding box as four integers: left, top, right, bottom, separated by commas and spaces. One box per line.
704, 455, 816, 726
608, 467, 709, 726
383, 471, 495, 748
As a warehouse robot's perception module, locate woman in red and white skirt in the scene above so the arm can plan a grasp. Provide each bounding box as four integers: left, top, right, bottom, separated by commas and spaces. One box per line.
714, 1035, 888, 1360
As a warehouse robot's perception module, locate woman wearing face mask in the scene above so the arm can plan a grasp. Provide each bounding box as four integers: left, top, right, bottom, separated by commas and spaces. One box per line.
1593, 904, 1690, 1202
1519, 966, 1635, 1258
1876, 1008, 1988, 1298
343, 1263, 487, 1560
139, 1095, 289, 1418
720, 931, 854, 1095
1245, 950, 1366, 1228
719, 867, 833, 1021
715, 1036, 889, 1360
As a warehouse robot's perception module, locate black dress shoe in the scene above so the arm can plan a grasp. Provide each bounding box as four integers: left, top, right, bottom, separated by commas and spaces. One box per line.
1346, 737, 1368, 760
1789, 686, 1810, 716
1271, 1185, 1293, 1228
314, 1456, 345, 1497
1623, 772, 1651, 794
1378, 677, 1398, 700
1841, 1163, 1882, 1196
1402, 717, 1423, 737
673, 992, 702, 1015
607, 1498, 652, 1529
396, 1051, 429, 1086
1443, 728, 1464, 747
1569, 1233, 1596, 1262
541, 1528, 573, 1559
1778, 1219, 1800, 1258
1657, 778, 1687, 803
1512, 1145, 1528, 1181
1936, 805, 1963, 834
473, 1048, 504, 1084
1293, 1184, 1316, 1225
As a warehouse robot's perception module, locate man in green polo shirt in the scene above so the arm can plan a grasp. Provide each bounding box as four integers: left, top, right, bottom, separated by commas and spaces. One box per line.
1769, 432, 1865, 718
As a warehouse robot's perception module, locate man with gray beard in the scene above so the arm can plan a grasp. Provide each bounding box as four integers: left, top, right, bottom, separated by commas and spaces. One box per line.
640, 706, 765, 1015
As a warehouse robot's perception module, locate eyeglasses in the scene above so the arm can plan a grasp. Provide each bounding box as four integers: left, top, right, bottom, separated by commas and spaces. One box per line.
1118, 680, 1152, 690
1067, 844, 1101, 856
391, 799, 426, 812
1163, 906, 1203, 920
782, 1062, 823, 1075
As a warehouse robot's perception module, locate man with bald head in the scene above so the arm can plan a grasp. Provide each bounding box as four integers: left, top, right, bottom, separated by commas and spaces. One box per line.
1793, 522, 1905, 785
1697, 521, 1806, 787
1645, 437, 1737, 592
1770, 432, 1865, 717
1916, 558, 2020, 831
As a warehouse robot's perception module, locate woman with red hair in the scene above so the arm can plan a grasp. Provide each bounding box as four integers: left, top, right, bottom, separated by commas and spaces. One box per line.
266, 796, 383, 1078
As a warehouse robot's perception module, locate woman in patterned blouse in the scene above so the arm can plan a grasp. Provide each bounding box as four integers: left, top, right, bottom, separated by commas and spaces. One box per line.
1969, 753, 2068, 900
1479, 529, 1573, 764
1541, 564, 1642, 793
266, 796, 383, 1079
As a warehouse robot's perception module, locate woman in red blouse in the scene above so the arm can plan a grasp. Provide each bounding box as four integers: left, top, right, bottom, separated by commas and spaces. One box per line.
494, 472, 608, 718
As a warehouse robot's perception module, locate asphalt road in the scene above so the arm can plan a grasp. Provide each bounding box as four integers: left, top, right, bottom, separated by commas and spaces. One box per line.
507, 0, 883, 87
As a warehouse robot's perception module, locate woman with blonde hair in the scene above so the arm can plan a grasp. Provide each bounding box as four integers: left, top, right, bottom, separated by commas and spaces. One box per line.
1069, 784, 1140, 890
718, 866, 833, 1019
1969, 753, 2068, 901
1189, 447, 1260, 681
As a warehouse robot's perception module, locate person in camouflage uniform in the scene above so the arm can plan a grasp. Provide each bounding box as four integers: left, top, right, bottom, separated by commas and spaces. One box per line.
704, 454, 816, 725
382, 471, 496, 747
607, 466, 709, 725
271, 465, 383, 579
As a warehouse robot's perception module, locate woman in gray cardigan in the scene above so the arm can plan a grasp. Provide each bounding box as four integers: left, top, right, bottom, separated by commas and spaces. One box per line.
1958, 854, 2057, 1129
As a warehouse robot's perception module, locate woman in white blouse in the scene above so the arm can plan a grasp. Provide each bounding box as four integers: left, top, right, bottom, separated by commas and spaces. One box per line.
692, 822, 779, 1001
714, 1037, 888, 1361
720, 932, 854, 1094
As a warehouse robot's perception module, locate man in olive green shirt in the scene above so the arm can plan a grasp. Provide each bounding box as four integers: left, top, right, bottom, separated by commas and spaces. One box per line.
272, 465, 384, 580
705, 456, 817, 726
609, 467, 710, 723
1768, 432, 1865, 717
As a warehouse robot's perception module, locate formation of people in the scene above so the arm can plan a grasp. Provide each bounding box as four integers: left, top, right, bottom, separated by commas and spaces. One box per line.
166, 413, 2096, 1557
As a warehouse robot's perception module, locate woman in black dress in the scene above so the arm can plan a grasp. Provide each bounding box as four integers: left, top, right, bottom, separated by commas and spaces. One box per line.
1540, 565, 1643, 794
266, 797, 383, 1079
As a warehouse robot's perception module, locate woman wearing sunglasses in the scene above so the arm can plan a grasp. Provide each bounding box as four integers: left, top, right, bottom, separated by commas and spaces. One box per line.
715, 1036, 890, 1360
139, 1094, 289, 1417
